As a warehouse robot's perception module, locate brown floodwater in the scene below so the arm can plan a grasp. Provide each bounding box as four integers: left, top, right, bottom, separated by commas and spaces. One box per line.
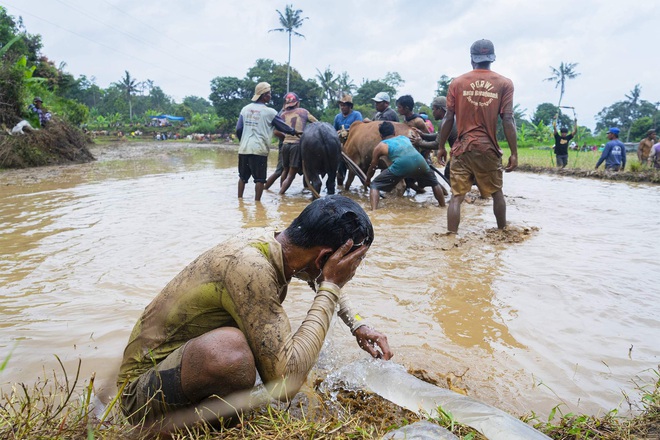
1, 142, 658, 420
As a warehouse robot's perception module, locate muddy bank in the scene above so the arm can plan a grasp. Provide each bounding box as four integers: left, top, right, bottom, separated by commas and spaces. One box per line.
517, 164, 660, 183
0, 119, 94, 168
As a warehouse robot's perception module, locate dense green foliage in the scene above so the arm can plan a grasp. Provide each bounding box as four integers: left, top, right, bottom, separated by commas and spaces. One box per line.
1, 6, 658, 140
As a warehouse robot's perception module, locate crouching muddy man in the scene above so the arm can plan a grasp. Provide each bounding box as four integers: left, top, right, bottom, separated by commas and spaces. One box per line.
365, 121, 446, 210
117, 195, 392, 430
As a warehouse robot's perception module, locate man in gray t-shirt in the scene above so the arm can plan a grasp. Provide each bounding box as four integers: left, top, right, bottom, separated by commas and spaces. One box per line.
370, 92, 399, 122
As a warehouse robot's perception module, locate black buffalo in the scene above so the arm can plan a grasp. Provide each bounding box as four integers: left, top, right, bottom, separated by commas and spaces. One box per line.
301, 122, 341, 199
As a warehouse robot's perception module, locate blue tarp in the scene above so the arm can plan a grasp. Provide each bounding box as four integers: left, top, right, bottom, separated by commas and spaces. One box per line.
150, 114, 185, 121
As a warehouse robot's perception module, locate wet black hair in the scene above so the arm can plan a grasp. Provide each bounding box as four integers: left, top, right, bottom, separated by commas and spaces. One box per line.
379, 121, 395, 138
396, 95, 414, 111
560, 127, 568, 133
285, 195, 374, 252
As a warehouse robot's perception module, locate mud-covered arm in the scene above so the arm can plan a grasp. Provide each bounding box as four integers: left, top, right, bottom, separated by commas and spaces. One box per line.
223, 255, 339, 401
413, 132, 441, 150
337, 293, 367, 333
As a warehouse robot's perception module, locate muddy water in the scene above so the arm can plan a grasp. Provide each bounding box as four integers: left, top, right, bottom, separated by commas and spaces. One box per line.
1, 143, 658, 419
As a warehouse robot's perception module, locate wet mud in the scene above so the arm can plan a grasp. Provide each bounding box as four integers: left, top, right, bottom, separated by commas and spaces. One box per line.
517, 164, 660, 183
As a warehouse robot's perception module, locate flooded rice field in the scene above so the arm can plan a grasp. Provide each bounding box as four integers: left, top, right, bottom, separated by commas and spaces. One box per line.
1, 142, 658, 420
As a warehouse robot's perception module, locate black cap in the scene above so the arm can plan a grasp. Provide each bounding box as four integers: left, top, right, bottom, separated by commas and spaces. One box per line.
470, 39, 496, 63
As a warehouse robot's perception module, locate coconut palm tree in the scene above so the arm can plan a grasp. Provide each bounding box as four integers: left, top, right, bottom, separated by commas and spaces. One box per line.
544, 62, 580, 109
269, 4, 308, 93
336, 71, 356, 98
624, 84, 642, 141
315, 67, 338, 107
115, 70, 139, 121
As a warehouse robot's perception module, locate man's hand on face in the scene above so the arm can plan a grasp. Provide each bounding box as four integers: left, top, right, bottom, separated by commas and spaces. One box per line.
321, 239, 369, 288
354, 326, 393, 360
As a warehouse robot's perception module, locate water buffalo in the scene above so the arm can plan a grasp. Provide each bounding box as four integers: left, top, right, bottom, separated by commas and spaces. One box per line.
300, 122, 341, 199
340, 120, 416, 190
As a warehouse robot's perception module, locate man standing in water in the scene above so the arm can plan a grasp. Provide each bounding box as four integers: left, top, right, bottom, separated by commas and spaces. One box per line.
595, 127, 626, 171
437, 39, 518, 233
236, 82, 300, 201
278, 92, 318, 195
118, 195, 392, 429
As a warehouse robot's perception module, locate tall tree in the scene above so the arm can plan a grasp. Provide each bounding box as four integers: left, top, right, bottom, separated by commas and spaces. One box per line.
544, 61, 580, 108
315, 66, 338, 107
624, 84, 641, 142
435, 74, 453, 97
336, 71, 356, 98
115, 70, 139, 121
269, 4, 308, 93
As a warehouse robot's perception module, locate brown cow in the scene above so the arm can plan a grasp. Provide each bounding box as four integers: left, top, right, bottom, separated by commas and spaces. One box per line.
340, 120, 417, 190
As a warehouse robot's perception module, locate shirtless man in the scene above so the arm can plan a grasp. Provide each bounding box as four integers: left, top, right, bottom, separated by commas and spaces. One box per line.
118, 195, 392, 429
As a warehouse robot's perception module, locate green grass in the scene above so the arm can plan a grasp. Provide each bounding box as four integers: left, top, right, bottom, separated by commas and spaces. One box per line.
1, 362, 659, 439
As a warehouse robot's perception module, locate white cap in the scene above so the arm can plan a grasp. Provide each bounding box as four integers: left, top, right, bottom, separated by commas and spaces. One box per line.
371, 92, 390, 103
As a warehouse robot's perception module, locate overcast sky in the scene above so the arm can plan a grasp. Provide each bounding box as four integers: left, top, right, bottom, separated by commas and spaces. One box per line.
3, 0, 658, 130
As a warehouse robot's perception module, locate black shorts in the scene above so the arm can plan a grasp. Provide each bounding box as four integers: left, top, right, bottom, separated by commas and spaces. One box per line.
238, 154, 268, 183
371, 168, 439, 192
281, 142, 302, 169
119, 343, 192, 423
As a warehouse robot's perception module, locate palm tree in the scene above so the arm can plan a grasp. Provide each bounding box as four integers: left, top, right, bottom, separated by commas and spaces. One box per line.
544, 62, 580, 108
269, 4, 308, 93
115, 71, 139, 121
315, 67, 338, 107
624, 84, 642, 141
336, 71, 356, 98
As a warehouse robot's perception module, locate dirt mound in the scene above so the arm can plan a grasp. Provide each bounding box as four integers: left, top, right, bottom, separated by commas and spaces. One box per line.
517, 164, 660, 183
0, 119, 95, 168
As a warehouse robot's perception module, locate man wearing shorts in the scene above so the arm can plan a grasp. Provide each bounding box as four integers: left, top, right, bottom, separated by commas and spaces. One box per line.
117, 195, 393, 430
437, 39, 518, 233
365, 121, 446, 210
278, 92, 318, 195
236, 82, 299, 201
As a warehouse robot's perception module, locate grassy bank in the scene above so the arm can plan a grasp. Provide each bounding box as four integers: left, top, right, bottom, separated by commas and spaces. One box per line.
1, 360, 658, 439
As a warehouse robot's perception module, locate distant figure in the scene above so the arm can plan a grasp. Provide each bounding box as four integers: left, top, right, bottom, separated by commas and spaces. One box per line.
637, 129, 657, 165
28, 97, 52, 127
278, 92, 318, 195
235, 82, 299, 201
552, 115, 578, 168
419, 112, 435, 133
649, 141, 660, 169
364, 121, 446, 210
595, 127, 626, 171
412, 96, 458, 179
367, 92, 399, 122
437, 39, 518, 233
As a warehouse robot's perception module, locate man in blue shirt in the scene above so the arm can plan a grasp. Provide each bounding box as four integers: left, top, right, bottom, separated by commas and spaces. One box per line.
595, 127, 626, 171
333, 95, 363, 132
365, 121, 446, 210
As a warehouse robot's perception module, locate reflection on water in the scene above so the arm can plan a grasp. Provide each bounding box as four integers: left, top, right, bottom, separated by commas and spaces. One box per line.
1, 144, 658, 419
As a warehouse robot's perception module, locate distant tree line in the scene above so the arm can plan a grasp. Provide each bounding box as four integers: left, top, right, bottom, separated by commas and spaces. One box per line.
1, 6, 658, 142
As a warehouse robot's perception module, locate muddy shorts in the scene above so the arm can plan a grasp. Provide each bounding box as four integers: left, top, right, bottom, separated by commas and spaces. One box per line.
238, 154, 268, 183
119, 343, 192, 424
371, 168, 438, 192
281, 142, 302, 169
450, 150, 503, 197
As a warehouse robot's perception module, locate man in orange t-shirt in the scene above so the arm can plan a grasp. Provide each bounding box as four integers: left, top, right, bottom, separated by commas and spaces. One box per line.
437, 39, 518, 233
